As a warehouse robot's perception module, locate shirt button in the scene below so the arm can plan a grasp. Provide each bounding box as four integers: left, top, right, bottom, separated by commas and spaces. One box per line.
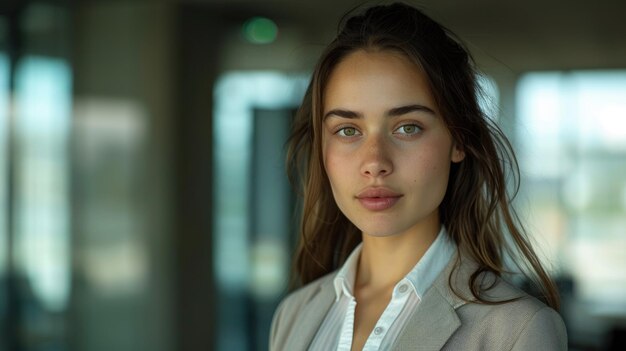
374, 326, 384, 335
398, 284, 408, 293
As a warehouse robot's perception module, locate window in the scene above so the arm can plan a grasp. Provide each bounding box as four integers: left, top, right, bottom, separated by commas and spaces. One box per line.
213, 71, 308, 351
517, 71, 626, 309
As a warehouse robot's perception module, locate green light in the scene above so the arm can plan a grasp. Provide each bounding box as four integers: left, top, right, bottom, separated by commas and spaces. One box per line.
243, 17, 278, 44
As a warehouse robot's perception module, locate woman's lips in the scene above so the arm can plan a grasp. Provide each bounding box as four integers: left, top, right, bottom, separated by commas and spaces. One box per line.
356, 187, 403, 211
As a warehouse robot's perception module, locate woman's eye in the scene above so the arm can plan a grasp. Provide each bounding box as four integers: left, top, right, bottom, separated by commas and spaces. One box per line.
394, 124, 421, 135
337, 127, 360, 137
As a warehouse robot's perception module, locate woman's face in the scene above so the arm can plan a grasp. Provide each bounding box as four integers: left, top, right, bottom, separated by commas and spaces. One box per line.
322, 50, 464, 238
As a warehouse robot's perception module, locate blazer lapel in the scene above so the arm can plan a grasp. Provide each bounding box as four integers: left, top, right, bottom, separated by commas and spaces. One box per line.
393, 255, 476, 350
286, 276, 336, 350
392, 283, 461, 350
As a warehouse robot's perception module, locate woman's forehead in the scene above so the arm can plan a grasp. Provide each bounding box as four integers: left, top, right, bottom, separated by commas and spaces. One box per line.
322, 50, 437, 115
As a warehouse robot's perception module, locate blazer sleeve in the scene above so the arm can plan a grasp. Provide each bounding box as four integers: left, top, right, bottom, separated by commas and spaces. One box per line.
510, 306, 567, 351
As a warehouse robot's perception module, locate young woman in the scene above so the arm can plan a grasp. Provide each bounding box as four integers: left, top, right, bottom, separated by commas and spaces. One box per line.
270, 2, 567, 350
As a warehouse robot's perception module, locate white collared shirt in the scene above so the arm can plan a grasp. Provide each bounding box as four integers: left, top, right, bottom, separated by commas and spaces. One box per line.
308, 226, 456, 351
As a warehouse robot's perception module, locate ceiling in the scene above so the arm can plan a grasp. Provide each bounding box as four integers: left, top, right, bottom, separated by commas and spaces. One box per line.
186, 0, 626, 71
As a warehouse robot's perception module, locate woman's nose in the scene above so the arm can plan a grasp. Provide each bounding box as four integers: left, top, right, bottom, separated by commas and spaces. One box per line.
360, 135, 393, 178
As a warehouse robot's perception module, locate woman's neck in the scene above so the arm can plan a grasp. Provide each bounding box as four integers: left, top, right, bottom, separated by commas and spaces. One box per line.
356, 216, 441, 291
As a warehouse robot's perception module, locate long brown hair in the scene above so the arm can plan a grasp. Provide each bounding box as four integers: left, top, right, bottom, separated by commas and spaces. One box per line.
287, 2, 559, 309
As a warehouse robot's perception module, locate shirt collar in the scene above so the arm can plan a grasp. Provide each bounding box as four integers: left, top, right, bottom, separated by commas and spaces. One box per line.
333, 242, 362, 301
333, 226, 456, 301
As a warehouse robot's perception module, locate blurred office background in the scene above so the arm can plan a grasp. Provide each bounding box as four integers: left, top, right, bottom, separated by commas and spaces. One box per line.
0, 0, 624, 350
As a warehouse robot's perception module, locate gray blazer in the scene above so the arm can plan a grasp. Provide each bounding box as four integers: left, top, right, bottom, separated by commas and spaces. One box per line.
269, 256, 567, 350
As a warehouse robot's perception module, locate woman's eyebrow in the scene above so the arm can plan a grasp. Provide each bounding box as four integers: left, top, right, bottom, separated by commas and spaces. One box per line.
324, 109, 362, 120
324, 104, 436, 120
387, 104, 436, 117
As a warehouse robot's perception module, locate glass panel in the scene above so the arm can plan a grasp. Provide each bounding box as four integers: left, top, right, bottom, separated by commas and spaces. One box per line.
0, 49, 8, 283
0, 39, 9, 350
12, 56, 71, 351
213, 72, 308, 351
14, 56, 71, 313
1, 2, 75, 348
72, 97, 150, 351
517, 70, 626, 347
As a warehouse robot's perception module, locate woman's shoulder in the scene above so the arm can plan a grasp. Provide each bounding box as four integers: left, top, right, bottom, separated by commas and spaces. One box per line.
269, 272, 336, 350
450, 274, 567, 350
461, 274, 560, 320
429, 256, 567, 350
